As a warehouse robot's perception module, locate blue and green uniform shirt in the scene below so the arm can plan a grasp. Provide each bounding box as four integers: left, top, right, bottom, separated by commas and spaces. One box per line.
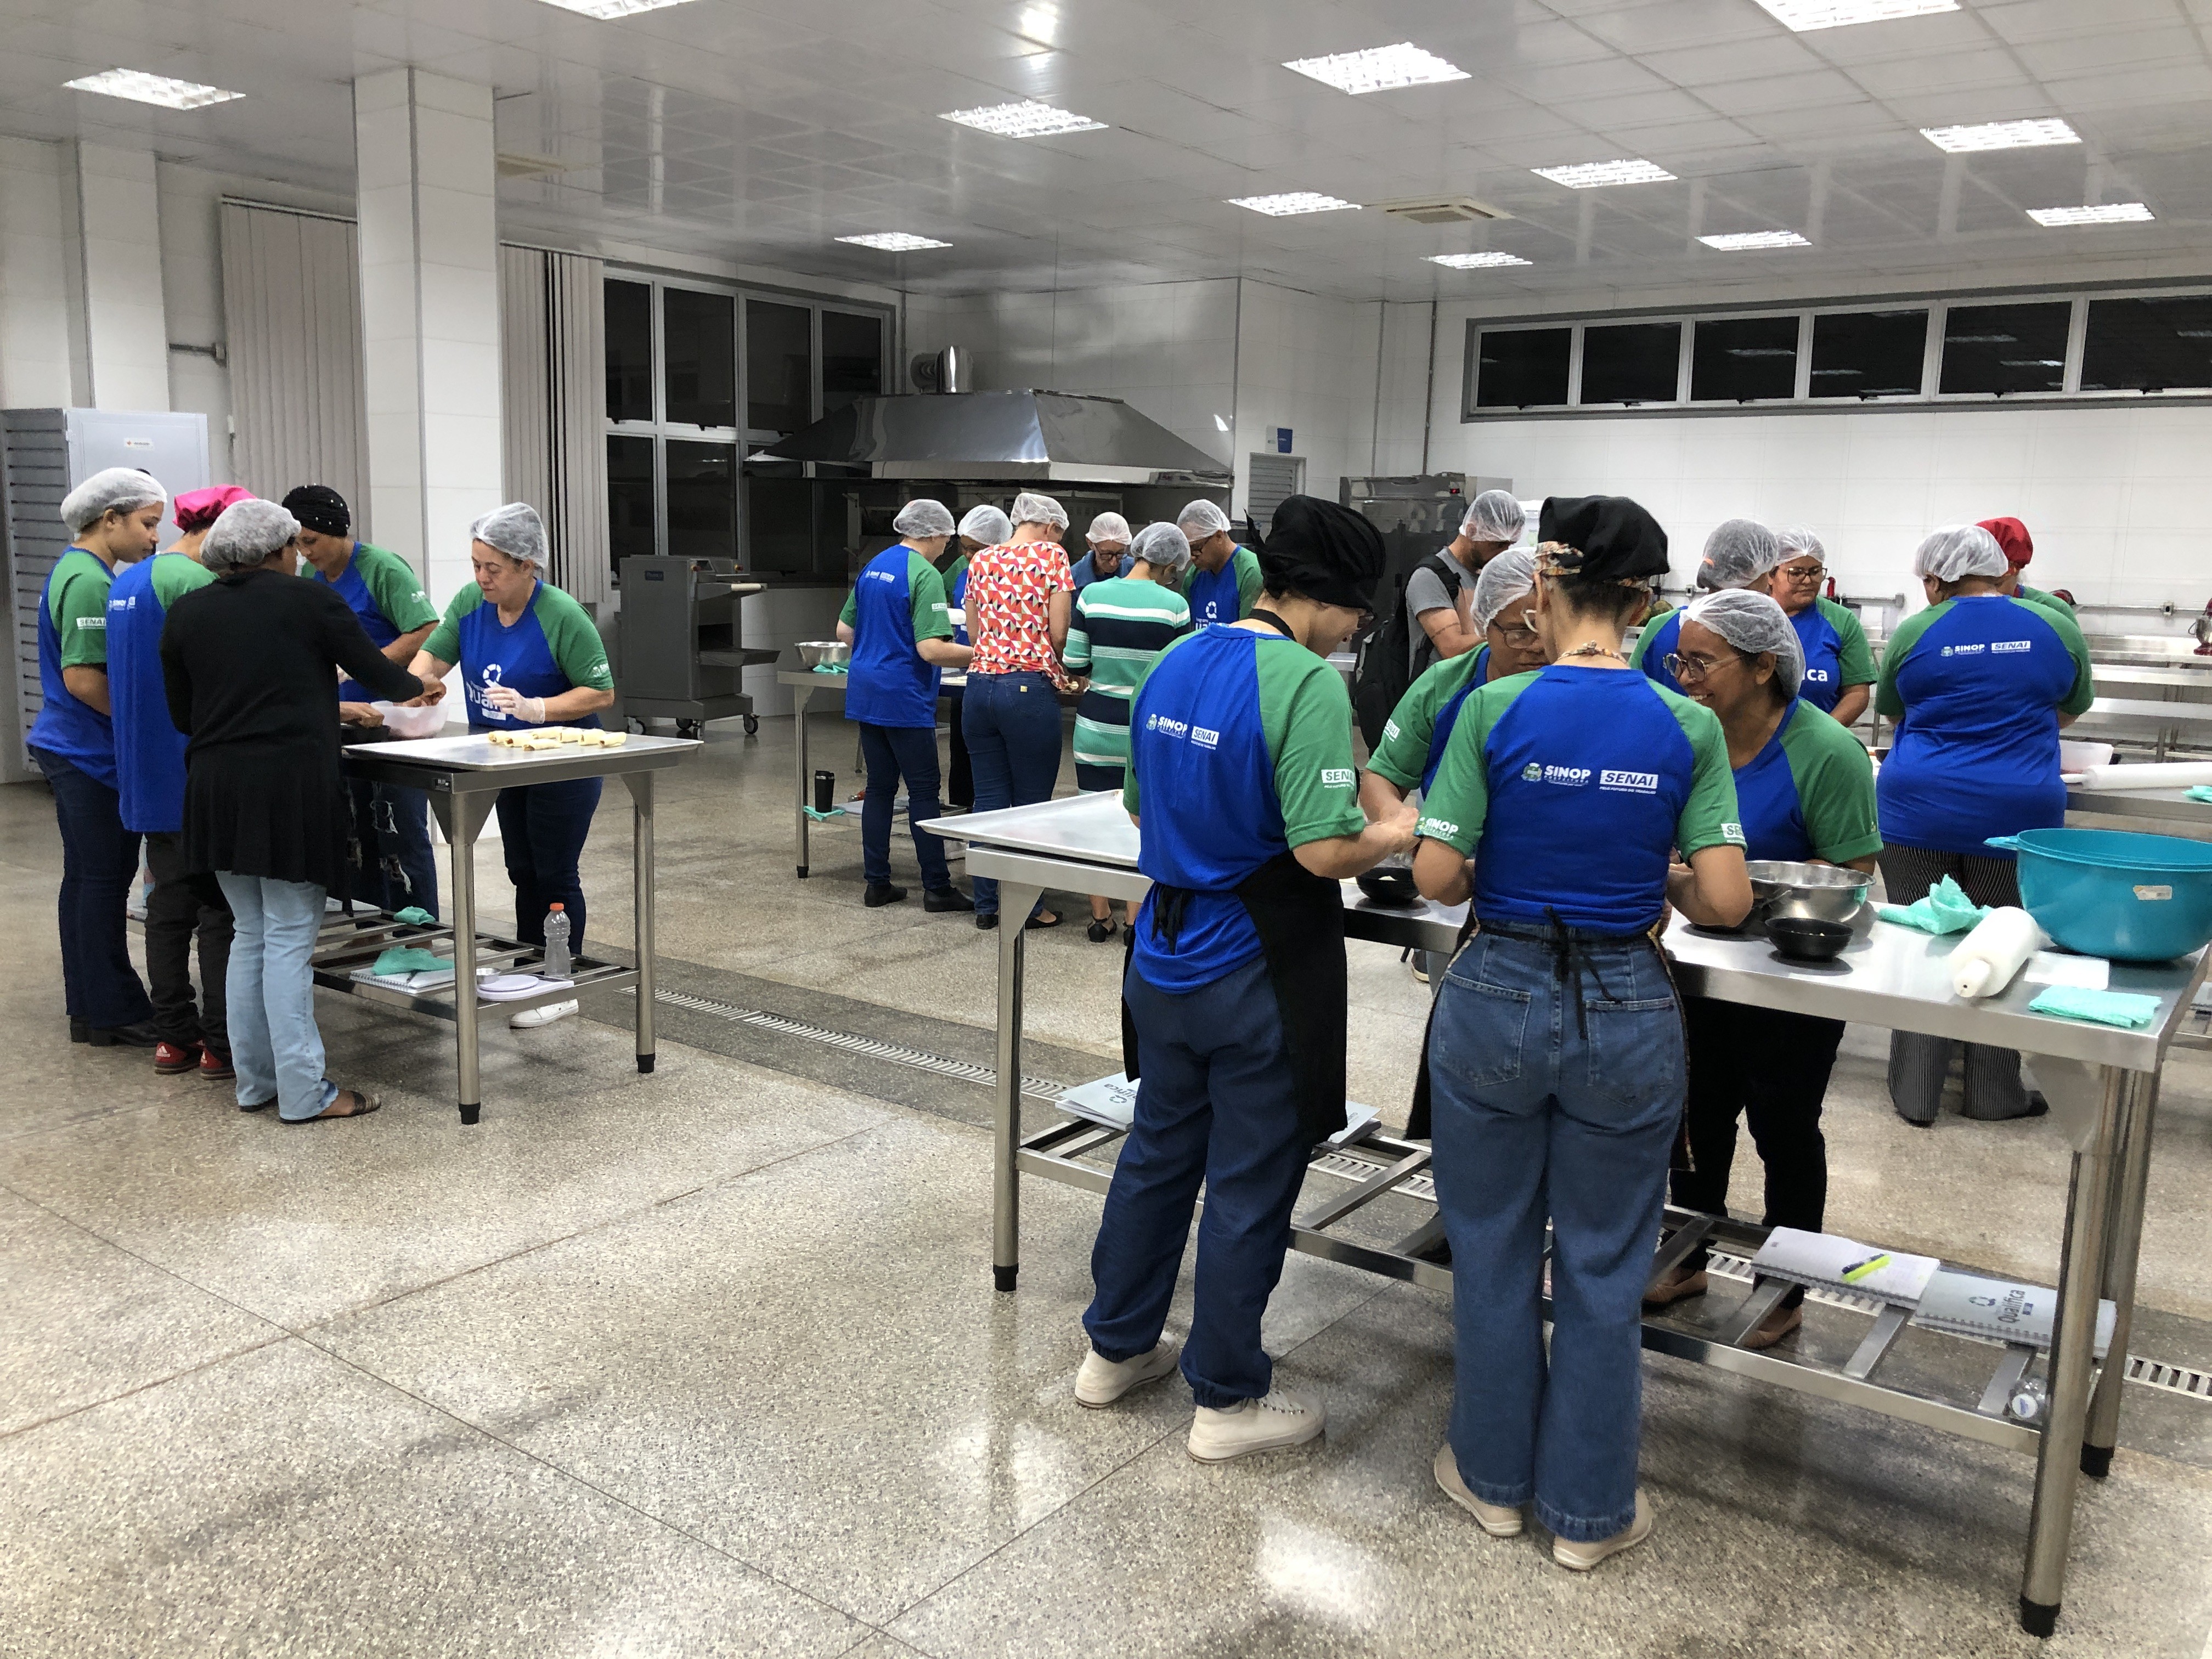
307, 541, 438, 702
1730, 699, 1881, 866
29, 549, 121, 787
107, 552, 215, 833
1181, 546, 1264, 627
838, 546, 955, 727
423, 579, 613, 732
1368, 645, 1492, 797
1789, 596, 1876, 716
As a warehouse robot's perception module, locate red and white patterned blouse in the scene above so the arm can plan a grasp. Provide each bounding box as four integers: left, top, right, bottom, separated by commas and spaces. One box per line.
965, 540, 1075, 681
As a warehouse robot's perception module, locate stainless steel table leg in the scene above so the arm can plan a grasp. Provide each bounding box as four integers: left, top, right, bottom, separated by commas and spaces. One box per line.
624, 770, 657, 1075
793, 682, 814, 878
992, 879, 1042, 1293
438, 790, 495, 1127
2083, 1073, 2158, 1479
2020, 1064, 2124, 1637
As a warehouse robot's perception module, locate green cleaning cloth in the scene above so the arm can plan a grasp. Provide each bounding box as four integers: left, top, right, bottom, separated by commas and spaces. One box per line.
811, 662, 847, 674
2028, 986, 2162, 1028
801, 804, 848, 822
372, 946, 449, 977
1876, 874, 1990, 935
2186, 786, 2212, 804
392, 905, 436, 925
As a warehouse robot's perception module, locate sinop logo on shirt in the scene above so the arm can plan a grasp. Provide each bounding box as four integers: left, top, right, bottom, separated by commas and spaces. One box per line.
1321, 767, 1353, 788
1146, 713, 1190, 739
1520, 762, 1542, 781
1535, 763, 1591, 787
1419, 816, 1458, 838
1941, 642, 1985, 657
1599, 770, 1659, 793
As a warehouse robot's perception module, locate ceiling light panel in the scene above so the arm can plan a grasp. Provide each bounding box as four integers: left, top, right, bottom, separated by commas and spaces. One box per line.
63, 68, 242, 109
1750, 0, 1956, 30
2027, 202, 2153, 226
1282, 43, 1470, 95
1532, 159, 1675, 188
940, 101, 1107, 138
1699, 230, 1811, 249
1227, 192, 1361, 216
534, 0, 702, 15
1428, 252, 1531, 268
836, 232, 952, 250
1921, 118, 2079, 153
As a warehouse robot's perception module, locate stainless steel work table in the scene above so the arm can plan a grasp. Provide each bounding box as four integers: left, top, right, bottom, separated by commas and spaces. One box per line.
926, 789, 2208, 1637
330, 731, 701, 1124
2067, 783, 2212, 827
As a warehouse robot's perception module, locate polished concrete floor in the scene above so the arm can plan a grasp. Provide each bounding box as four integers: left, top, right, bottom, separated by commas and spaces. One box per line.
7, 711, 2212, 1657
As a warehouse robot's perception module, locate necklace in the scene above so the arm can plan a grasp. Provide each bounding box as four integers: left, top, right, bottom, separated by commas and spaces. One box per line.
1560, 641, 1626, 663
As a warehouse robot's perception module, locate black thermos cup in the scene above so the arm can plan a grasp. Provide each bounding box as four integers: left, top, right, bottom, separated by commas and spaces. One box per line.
813, 770, 836, 814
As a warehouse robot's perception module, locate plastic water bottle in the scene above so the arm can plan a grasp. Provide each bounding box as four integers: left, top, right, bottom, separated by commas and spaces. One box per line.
543, 903, 571, 979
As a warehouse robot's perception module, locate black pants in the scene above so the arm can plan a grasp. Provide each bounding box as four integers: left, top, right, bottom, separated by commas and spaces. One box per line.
944, 690, 973, 809
1880, 845, 2032, 1122
34, 747, 152, 1029
1674, 997, 1846, 1302
144, 832, 232, 1053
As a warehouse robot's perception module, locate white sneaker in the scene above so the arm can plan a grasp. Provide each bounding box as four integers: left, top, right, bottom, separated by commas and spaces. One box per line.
1552, 1489, 1654, 1571
1433, 1444, 1524, 1537
1074, 1339, 1181, 1408
509, 999, 579, 1030
1187, 1387, 1325, 1463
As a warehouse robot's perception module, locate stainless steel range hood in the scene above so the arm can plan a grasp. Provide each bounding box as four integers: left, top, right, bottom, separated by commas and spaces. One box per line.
749, 390, 1232, 486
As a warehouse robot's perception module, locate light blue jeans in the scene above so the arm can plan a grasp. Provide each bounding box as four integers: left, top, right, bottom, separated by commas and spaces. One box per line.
217, 873, 339, 1122
1428, 927, 1683, 1543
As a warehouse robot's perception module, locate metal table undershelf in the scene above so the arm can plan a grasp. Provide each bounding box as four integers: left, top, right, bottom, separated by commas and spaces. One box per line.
925, 790, 2210, 1638
335, 731, 701, 1124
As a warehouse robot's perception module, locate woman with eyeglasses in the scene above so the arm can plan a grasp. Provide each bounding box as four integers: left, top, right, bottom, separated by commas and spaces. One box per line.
1770, 528, 1875, 726
1641, 589, 1880, 1349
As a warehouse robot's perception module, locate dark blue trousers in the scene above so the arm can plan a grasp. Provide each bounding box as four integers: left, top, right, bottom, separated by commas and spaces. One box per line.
1084, 956, 1311, 1408
347, 777, 439, 916
35, 747, 154, 1029
858, 721, 950, 889
495, 775, 601, 955
963, 671, 1062, 917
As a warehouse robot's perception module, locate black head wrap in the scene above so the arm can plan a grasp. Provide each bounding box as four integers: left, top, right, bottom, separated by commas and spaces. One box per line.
1536, 495, 1669, 583
1251, 494, 1387, 613
281, 483, 351, 539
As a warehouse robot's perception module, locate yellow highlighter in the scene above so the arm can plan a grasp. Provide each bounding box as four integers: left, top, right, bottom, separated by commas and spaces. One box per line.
1841, 1253, 1892, 1285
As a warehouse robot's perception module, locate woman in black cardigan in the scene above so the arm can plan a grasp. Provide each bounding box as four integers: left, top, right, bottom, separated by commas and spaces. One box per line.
160, 500, 435, 1123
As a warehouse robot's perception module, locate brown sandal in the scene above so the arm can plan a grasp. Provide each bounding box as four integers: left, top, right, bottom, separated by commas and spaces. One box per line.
285, 1088, 382, 1124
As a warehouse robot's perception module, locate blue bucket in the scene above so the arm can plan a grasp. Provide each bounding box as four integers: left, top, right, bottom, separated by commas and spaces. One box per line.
1985, 828, 2212, 962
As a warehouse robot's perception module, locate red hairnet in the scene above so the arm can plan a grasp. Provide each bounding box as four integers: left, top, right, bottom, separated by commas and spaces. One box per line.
175, 485, 254, 534
1977, 516, 2033, 569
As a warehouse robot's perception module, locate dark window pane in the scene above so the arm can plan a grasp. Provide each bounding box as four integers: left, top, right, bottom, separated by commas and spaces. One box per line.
1810, 309, 1927, 398
821, 312, 884, 415
1580, 323, 1681, 405
1473, 328, 1571, 408
607, 435, 656, 569
747, 300, 814, 433
1691, 316, 1797, 402
743, 462, 812, 573
662, 288, 735, 428
667, 440, 737, 557
606, 280, 653, 422
1940, 302, 2070, 394
2081, 296, 2212, 392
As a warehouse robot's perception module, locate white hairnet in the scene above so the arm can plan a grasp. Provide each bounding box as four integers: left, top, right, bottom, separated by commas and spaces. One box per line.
200, 499, 301, 574
1915, 524, 2008, 584
1461, 489, 1524, 544
1686, 589, 1804, 697
1130, 521, 1192, 575
893, 498, 956, 538
1776, 525, 1825, 562
958, 505, 1012, 545
1471, 549, 1540, 632
61, 467, 168, 534
1177, 499, 1232, 539
1696, 518, 1784, 591
1085, 511, 1132, 548
1009, 491, 1068, 531
471, 502, 548, 567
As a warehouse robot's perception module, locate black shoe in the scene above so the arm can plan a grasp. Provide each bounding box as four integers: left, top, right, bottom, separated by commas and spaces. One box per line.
865, 883, 909, 908
69, 1017, 88, 1044
87, 1021, 161, 1049
923, 886, 975, 913
976, 913, 1000, 931
1086, 916, 1120, 943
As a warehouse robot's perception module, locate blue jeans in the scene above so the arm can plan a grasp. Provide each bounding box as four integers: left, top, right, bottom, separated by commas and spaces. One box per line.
963, 672, 1063, 917
347, 777, 439, 916
1429, 929, 1683, 1543
495, 776, 601, 955
217, 872, 338, 1121
33, 747, 153, 1029
858, 721, 950, 889
1084, 957, 1310, 1408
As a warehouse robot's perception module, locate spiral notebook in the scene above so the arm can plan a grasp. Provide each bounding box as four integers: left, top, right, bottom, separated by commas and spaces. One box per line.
1912, 1270, 2117, 1357
1058, 1073, 1379, 1149
1749, 1227, 1941, 1306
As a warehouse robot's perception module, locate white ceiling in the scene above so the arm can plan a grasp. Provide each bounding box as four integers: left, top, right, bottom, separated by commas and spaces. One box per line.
4, 0, 2211, 304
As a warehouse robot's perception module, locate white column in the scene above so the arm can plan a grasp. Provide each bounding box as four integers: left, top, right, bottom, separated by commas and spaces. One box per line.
62, 142, 171, 411
0, 137, 75, 407
354, 67, 502, 604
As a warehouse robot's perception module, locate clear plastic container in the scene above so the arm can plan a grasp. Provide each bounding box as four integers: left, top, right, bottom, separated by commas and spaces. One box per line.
543, 904, 571, 978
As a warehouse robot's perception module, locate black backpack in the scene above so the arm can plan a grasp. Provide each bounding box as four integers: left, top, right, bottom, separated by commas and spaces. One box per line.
1352, 551, 1464, 751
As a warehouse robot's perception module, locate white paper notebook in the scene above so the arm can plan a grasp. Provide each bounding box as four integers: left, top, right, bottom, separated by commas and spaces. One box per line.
1750, 1227, 1941, 1305
1912, 1269, 2118, 1357
1058, 1073, 1379, 1148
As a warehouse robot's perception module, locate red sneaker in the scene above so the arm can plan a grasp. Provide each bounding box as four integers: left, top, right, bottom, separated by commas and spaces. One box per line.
154, 1040, 201, 1075
199, 1046, 235, 1081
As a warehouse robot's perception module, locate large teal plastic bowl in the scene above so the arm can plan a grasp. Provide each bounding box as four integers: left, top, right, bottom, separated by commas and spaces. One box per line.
1987, 828, 2212, 962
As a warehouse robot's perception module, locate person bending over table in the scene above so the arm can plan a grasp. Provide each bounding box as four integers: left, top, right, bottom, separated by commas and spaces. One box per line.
1413, 495, 1752, 1571
1074, 495, 1416, 1464
1876, 523, 2094, 1126
1634, 518, 1784, 696
161, 499, 435, 1123
408, 504, 615, 1031
1641, 590, 1880, 1349
835, 498, 974, 912
1070, 511, 1131, 589
1175, 498, 1263, 625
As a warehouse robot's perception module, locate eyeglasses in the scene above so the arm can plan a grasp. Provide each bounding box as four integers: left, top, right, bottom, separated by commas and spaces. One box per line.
1664, 649, 1751, 683
1493, 622, 1540, 647
1778, 561, 1826, 583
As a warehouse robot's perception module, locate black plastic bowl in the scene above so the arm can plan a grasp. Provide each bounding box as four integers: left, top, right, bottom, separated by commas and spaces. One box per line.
1766, 916, 1852, 963
1356, 866, 1421, 908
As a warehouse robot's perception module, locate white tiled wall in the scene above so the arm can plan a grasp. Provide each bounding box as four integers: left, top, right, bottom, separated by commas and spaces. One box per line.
0, 137, 73, 409
1231, 281, 1381, 517
156, 162, 233, 483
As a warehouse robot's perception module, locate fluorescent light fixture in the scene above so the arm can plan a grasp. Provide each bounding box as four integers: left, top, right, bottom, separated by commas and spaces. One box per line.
1750, 0, 1955, 30
1228, 192, 1361, 216
2001, 359, 2064, 367
1427, 252, 1531, 269
63, 68, 242, 109
1699, 230, 1810, 250
534, 0, 702, 15
1017, 4, 1058, 44
1283, 43, 1470, 95
941, 101, 1106, 138
1921, 117, 2078, 153
836, 233, 952, 251
1214, 414, 1231, 432
2028, 202, 2153, 227
1532, 159, 1674, 189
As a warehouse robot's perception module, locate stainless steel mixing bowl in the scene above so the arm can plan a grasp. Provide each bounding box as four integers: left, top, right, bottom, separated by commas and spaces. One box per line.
1746, 860, 1872, 924
795, 640, 851, 669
